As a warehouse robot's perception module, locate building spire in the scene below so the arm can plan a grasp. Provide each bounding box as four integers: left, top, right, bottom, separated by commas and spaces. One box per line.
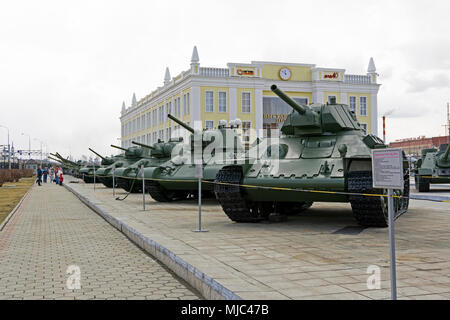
367, 57, 378, 84
121, 101, 126, 114
367, 57, 376, 73
164, 67, 171, 85
190, 46, 200, 75
132, 93, 137, 107
191, 46, 199, 63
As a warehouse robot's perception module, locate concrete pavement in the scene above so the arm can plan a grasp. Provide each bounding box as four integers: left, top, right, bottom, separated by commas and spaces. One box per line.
0, 181, 201, 300
63, 176, 450, 300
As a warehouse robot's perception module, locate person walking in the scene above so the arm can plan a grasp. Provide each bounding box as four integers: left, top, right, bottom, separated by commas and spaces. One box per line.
36, 165, 42, 186
43, 166, 48, 183
55, 166, 60, 185
58, 167, 64, 186
49, 167, 54, 183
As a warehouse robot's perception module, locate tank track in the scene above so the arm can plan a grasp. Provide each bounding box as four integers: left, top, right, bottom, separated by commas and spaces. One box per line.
348, 169, 409, 227
214, 166, 264, 222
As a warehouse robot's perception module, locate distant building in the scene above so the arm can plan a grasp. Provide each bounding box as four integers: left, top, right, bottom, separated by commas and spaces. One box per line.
389, 135, 450, 156
120, 46, 380, 148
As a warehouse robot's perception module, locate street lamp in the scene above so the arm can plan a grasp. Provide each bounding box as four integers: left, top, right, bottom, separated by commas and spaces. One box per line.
21, 132, 31, 161
34, 138, 44, 165
0, 125, 10, 170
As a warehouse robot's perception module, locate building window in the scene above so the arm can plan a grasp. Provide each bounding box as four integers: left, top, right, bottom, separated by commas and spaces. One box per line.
205, 120, 214, 129
242, 92, 251, 113
360, 123, 368, 134
205, 91, 214, 112
349, 96, 356, 113
360, 97, 367, 116
219, 92, 227, 113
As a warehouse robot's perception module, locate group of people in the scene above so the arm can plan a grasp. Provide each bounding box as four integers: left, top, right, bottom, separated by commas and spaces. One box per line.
36, 165, 64, 186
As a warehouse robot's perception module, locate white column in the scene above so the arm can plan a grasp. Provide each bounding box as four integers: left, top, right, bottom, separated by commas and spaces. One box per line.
229, 87, 237, 121
312, 87, 324, 104
340, 92, 347, 104
255, 88, 263, 138
191, 86, 201, 129
371, 93, 378, 136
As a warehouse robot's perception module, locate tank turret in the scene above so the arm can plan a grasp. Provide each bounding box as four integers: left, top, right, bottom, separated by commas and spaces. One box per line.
271, 85, 362, 136
111, 144, 147, 159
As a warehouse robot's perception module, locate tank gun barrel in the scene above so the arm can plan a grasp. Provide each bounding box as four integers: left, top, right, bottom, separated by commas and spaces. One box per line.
48, 156, 62, 163
53, 153, 80, 167
131, 141, 155, 149
443, 144, 450, 162
88, 148, 107, 161
167, 114, 195, 133
271, 85, 308, 115
110, 144, 128, 151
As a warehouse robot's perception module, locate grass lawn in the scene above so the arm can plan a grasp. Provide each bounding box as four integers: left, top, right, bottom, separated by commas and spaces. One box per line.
0, 177, 35, 225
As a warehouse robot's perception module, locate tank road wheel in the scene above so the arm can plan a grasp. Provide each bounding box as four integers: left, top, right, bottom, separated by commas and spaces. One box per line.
348, 169, 409, 228
83, 175, 94, 183
278, 202, 313, 215
145, 180, 189, 202
214, 166, 268, 222
415, 175, 430, 192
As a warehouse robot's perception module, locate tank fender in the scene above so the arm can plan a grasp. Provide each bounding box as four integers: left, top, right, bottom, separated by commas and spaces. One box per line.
143, 166, 161, 179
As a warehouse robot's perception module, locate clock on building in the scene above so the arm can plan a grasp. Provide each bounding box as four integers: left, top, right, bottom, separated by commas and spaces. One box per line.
279, 67, 292, 81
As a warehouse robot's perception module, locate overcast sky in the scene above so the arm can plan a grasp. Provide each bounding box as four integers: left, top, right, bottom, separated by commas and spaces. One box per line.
1, 0, 449, 159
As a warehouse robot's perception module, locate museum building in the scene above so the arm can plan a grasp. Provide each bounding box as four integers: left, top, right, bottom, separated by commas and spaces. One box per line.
120, 46, 380, 148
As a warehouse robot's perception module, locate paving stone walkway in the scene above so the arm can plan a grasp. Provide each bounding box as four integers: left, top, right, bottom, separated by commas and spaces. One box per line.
0, 182, 201, 300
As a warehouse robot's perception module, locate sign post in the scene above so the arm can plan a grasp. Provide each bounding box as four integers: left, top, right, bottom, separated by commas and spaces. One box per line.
112, 164, 115, 197
371, 148, 404, 300
193, 163, 208, 233
141, 164, 145, 211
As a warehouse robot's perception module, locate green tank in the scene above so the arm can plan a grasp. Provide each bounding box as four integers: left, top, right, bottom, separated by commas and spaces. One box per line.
94, 144, 152, 191
50, 153, 87, 179
413, 143, 450, 192
48, 154, 80, 176
85, 148, 125, 187
213, 85, 410, 227
114, 138, 183, 192
139, 114, 246, 202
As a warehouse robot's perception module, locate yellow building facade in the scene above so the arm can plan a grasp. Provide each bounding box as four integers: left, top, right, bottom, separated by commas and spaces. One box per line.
120, 47, 380, 148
